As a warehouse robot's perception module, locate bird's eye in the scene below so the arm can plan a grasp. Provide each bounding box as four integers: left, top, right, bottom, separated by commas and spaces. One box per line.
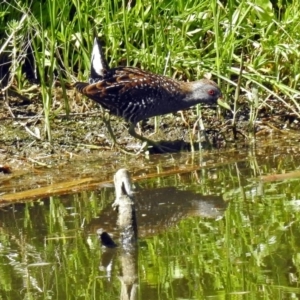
208, 89, 215, 96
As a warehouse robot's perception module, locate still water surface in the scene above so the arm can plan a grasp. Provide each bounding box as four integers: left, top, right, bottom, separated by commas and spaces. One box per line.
1, 144, 300, 299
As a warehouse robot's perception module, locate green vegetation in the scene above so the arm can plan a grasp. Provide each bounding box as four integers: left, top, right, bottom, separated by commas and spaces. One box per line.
1, 0, 300, 141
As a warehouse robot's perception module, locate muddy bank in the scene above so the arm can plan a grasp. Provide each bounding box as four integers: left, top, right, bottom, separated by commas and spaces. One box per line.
2, 87, 297, 158
1, 87, 300, 198
1, 87, 224, 162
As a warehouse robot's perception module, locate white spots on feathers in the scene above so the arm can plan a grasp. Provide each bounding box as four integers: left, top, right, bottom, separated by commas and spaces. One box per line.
76, 63, 221, 124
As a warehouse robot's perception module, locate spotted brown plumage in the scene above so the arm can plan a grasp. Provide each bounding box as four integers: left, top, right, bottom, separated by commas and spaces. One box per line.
74, 38, 222, 152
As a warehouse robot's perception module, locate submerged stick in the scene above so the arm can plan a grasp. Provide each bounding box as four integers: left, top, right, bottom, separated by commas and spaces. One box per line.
112, 169, 138, 248
109, 169, 139, 300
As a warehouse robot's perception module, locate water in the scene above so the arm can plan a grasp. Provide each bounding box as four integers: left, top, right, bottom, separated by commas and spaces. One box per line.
1, 143, 300, 299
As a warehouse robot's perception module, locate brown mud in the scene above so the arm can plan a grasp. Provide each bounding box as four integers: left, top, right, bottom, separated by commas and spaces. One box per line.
1, 86, 300, 199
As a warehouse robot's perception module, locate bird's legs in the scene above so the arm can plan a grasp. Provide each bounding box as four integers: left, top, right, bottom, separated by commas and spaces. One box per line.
102, 115, 176, 154
102, 113, 138, 155
102, 112, 117, 146
128, 123, 175, 153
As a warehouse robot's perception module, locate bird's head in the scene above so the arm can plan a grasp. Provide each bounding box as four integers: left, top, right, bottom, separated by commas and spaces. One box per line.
182, 78, 222, 105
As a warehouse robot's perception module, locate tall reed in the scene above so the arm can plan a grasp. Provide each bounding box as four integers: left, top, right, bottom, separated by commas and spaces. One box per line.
1, 0, 300, 142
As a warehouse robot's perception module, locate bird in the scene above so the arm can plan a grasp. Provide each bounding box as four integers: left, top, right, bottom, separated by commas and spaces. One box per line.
75, 37, 222, 152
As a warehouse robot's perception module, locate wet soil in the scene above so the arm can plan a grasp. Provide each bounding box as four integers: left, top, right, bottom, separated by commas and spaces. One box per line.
1, 85, 300, 197
1, 87, 225, 154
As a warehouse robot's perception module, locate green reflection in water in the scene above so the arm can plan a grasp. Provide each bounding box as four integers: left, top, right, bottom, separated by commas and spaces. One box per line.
1, 150, 300, 299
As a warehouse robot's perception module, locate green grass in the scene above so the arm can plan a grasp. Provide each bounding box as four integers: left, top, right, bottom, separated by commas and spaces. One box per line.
1, 0, 300, 142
